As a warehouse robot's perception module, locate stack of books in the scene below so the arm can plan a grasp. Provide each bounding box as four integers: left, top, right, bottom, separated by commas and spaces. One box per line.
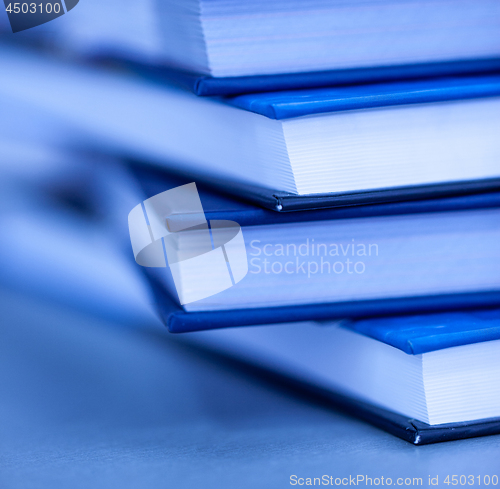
126, 167, 500, 445
4, 0, 500, 444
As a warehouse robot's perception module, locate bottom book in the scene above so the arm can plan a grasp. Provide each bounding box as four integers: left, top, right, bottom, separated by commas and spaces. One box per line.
178, 310, 500, 445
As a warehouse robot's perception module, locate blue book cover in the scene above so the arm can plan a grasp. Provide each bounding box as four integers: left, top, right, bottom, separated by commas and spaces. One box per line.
228, 74, 500, 119
347, 309, 500, 354
129, 58, 500, 97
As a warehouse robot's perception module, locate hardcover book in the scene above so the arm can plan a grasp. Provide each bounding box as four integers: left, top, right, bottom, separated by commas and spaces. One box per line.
48, 0, 500, 94
2, 46, 500, 211
127, 166, 500, 333
182, 309, 500, 444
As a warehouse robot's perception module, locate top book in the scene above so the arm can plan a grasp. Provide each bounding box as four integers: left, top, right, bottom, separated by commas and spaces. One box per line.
51, 0, 500, 94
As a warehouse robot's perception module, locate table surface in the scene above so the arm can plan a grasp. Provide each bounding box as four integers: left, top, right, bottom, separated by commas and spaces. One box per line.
1, 288, 499, 489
